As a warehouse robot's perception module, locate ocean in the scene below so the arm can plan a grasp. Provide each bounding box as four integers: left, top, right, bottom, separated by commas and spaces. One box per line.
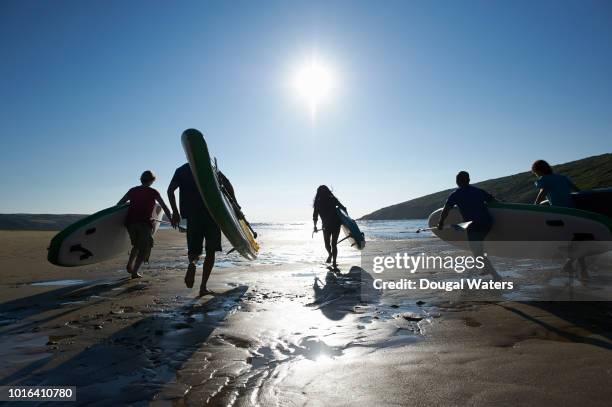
207, 219, 429, 268
161, 219, 428, 266
162, 219, 612, 301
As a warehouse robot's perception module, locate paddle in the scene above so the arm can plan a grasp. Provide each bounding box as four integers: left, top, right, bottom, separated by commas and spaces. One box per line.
337, 234, 352, 244
152, 219, 187, 233
312, 227, 359, 247
218, 176, 258, 239
400, 221, 472, 234
312, 227, 326, 238
243, 220, 258, 239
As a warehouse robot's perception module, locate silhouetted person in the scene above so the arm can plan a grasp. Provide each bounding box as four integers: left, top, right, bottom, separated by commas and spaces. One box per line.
532, 159, 586, 278
313, 185, 346, 269
118, 170, 172, 279
437, 171, 501, 281
532, 159, 580, 207
168, 161, 221, 296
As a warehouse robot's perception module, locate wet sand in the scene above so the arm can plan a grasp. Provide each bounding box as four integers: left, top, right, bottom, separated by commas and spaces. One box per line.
1, 230, 612, 406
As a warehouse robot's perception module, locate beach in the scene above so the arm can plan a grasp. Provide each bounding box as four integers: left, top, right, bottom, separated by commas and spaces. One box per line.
1, 226, 611, 406
3, 1, 612, 405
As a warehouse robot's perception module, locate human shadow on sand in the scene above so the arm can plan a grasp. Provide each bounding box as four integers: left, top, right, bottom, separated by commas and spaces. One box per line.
308, 266, 381, 320
1, 285, 248, 406
499, 302, 612, 350
0, 279, 134, 337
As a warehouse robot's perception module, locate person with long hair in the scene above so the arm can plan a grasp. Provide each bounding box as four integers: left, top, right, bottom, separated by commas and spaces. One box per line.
532, 159, 580, 207
313, 185, 346, 268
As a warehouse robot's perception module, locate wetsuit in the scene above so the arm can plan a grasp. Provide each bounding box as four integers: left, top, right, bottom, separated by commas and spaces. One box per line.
313, 196, 346, 255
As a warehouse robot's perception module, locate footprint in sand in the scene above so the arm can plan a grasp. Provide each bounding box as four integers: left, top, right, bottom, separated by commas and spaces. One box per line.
463, 317, 482, 327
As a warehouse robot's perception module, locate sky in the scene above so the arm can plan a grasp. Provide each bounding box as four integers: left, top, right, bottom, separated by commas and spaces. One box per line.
1, 0, 611, 221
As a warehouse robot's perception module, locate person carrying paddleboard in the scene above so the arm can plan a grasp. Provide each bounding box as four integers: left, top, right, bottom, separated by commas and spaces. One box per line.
168, 163, 225, 296
313, 185, 347, 269
437, 171, 502, 281
532, 159, 580, 207
117, 170, 173, 279
532, 159, 587, 277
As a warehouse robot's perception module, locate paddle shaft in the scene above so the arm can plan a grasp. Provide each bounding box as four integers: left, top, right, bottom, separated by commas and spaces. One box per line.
218, 178, 258, 239
312, 227, 326, 238
152, 219, 187, 233
400, 222, 472, 234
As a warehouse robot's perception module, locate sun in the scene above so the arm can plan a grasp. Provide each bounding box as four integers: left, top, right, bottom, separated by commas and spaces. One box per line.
293, 56, 335, 118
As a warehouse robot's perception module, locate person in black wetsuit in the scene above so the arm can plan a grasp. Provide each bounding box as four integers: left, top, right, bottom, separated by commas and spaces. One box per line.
313, 185, 346, 268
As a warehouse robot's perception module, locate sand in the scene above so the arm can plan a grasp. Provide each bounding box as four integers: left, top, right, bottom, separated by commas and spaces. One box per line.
1, 230, 612, 406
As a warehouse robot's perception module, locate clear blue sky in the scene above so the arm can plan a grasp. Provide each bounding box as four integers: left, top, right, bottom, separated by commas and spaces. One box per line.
1, 0, 611, 221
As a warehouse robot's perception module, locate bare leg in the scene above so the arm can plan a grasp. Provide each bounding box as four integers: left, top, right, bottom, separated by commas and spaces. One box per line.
562, 259, 575, 274
483, 257, 502, 282
467, 224, 501, 281
131, 255, 144, 279
199, 249, 216, 296
323, 228, 332, 263
127, 249, 138, 275
185, 254, 198, 288
578, 257, 589, 280
331, 226, 340, 269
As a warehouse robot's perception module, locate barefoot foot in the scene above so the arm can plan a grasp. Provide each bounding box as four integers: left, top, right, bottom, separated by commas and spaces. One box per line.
185, 263, 196, 288
198, 288, 215, 297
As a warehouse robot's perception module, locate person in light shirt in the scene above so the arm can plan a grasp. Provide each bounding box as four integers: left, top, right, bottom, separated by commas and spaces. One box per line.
532, 159, 580, 207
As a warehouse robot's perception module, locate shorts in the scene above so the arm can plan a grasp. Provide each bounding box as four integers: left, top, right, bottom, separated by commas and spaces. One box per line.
186, 212, 222, 257
127, 222, 154, 262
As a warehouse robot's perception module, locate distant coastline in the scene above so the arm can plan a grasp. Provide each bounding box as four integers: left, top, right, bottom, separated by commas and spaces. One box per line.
3, 153, 610, 229
361, 153, 612, 220
0, 213, 176, 231
0, 214, 87, 231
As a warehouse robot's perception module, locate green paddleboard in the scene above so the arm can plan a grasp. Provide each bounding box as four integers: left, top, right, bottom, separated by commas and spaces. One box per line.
181, 129, 259, 260
48, 203, 163, 267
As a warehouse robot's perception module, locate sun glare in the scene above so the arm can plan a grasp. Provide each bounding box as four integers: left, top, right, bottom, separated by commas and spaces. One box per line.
293, 56, 335, 118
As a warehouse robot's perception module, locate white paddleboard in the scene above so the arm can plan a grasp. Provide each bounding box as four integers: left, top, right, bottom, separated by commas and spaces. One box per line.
48, 204, 163, 267
428, 202, 612, 259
